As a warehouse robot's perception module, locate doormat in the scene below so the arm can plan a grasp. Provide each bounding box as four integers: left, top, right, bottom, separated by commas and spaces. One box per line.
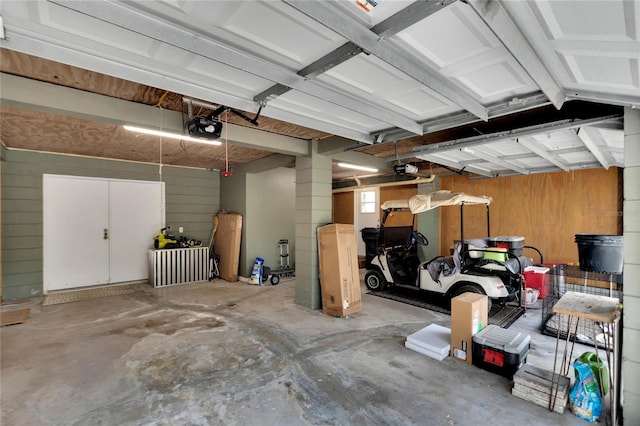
42, 285, 135, 306
367, 290, 524, 329
1, 308, 30, 326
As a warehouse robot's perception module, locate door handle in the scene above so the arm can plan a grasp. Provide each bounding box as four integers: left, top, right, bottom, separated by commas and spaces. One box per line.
104, 228, 109, 240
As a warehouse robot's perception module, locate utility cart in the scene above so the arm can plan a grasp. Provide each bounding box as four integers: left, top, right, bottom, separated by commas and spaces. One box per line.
267, 239, 295, 285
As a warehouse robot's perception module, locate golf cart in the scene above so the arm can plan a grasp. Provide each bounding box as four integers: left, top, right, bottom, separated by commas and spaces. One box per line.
362, 191, 543, 311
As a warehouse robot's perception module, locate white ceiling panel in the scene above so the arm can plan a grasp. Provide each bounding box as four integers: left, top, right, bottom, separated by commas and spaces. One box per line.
394, 2, 492, 68
502, 0, 640, 105
327, 0, 419, 27
218, 1, 344, 69
562, 54, 637, 89
394, 1, 539, 104
270, 90, 382, 132
320, 54, 457, 119
532, 1, 632, 40
38, 2, 156, 58
184, 54, 273, 97
457, 61, 531, 101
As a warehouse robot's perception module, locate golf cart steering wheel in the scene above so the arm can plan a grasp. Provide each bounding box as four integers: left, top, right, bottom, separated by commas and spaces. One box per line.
408, 230, 429, 248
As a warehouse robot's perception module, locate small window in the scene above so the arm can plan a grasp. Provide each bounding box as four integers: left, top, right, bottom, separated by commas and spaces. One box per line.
360, 190, 376, 213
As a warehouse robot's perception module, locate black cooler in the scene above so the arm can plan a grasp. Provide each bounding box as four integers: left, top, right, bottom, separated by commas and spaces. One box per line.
488, 236, 525, 257
472, 324, 530, 378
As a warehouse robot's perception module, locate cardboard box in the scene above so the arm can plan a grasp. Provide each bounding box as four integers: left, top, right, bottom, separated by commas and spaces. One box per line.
450, 292, 488, 364
317, 224, 361, 317
213, 212, 242, 282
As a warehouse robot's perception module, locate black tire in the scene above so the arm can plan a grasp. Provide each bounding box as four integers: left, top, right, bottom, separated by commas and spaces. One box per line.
270, 275, 280, 285
452, 284, 492, 311
364, 270, 387, 291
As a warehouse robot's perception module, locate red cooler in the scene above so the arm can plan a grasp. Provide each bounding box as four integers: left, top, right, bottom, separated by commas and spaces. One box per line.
523, 266, 550, 299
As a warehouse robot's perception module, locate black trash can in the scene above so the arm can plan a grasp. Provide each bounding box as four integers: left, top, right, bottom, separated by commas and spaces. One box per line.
361, 227, 381, 268
575, 234, 623, 274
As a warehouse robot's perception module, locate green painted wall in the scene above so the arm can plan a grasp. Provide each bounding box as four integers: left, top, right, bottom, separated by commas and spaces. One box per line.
417, 179, 440, 262
1, 150, 219, 300
246, 168, 296, 277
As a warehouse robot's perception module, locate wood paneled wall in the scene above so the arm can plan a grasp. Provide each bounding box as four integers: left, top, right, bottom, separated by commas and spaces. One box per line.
380, 186, 418, 227
439, 168, 621, 264
332, 192, 354, 224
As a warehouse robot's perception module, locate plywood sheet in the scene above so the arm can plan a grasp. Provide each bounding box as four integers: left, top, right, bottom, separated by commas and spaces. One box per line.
1, 308, 30, 326
214, 212, 243, 282
439, 168, 620, 264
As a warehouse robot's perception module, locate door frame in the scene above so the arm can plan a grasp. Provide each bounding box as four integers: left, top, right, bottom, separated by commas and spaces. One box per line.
354, 187, 380, 257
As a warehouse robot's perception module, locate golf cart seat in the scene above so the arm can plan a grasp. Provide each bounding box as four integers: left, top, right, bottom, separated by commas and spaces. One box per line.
421, 244, 463, 283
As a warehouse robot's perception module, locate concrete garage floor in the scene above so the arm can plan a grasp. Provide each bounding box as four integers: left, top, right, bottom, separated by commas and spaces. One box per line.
1, 278, 588, 426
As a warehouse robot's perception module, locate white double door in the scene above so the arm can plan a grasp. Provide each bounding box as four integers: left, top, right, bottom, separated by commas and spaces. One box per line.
43, 175, 164, 292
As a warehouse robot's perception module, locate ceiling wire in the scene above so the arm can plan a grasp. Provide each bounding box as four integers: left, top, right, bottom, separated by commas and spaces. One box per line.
158, 105, 163, 180
224, 109, 229, 175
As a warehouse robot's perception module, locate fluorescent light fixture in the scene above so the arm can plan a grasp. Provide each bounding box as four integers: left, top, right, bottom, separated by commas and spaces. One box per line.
337, 162, 378, 173
123, 125, 222, 145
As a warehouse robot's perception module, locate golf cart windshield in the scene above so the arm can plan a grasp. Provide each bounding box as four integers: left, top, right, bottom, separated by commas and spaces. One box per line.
381, 190, 492, 214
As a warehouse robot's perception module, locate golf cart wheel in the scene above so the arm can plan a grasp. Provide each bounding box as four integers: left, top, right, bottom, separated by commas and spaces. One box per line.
270, 275, 280, 285
365, 270, 387, 291
453, 284, 492, 311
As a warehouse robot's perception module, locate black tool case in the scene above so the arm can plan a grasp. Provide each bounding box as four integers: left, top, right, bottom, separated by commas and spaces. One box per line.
472, 324, 530, 378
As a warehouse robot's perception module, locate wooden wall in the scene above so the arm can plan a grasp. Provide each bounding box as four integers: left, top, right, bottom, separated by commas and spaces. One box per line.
380, 186, 418, 227
332, 192, 354, 224
439, 168, 621, 264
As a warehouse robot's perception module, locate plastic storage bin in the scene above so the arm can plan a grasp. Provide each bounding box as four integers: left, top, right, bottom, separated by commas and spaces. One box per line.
361, 227, 380, 268
488, 236, 525, 257
575, 234, 623, 274
472, 324, 531, 378
523, 266, 550, 299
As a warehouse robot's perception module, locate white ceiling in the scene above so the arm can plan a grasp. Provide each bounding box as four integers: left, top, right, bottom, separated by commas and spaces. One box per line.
1, 0, 638, 176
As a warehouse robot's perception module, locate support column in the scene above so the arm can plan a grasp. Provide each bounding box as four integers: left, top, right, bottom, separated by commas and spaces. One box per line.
417, 179, 440, 261
295, 143, 332, 309
622, 107, 640, 424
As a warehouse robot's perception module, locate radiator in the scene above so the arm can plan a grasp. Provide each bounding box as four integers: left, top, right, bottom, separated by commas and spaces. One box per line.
149, 247, 209, 287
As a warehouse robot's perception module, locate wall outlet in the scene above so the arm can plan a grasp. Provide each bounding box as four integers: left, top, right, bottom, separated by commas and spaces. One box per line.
179, 227, 184, 233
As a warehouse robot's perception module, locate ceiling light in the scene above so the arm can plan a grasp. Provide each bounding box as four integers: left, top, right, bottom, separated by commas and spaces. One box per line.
337, 162, 378, 173
123, 125, 222, 145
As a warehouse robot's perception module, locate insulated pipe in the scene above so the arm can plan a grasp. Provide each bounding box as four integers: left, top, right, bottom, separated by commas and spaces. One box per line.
332, 175, 436, 193
486, 204, 491, 237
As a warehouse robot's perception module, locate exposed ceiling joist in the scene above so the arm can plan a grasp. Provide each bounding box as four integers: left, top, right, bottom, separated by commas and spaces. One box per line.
282, 0, 489, 122
48, 0, 423, 137
467, 0, 566, 110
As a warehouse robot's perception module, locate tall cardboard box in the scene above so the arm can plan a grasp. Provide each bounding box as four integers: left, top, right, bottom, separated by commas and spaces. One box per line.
317, 224, 361, 317
214, 212, 242, 282
450, 292, 488, 364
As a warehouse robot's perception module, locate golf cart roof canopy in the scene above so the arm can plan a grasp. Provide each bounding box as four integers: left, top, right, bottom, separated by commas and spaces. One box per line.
381, 190, 493, 214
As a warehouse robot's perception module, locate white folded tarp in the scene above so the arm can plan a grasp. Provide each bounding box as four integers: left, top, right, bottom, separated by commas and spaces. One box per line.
380, 190, 492, 214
